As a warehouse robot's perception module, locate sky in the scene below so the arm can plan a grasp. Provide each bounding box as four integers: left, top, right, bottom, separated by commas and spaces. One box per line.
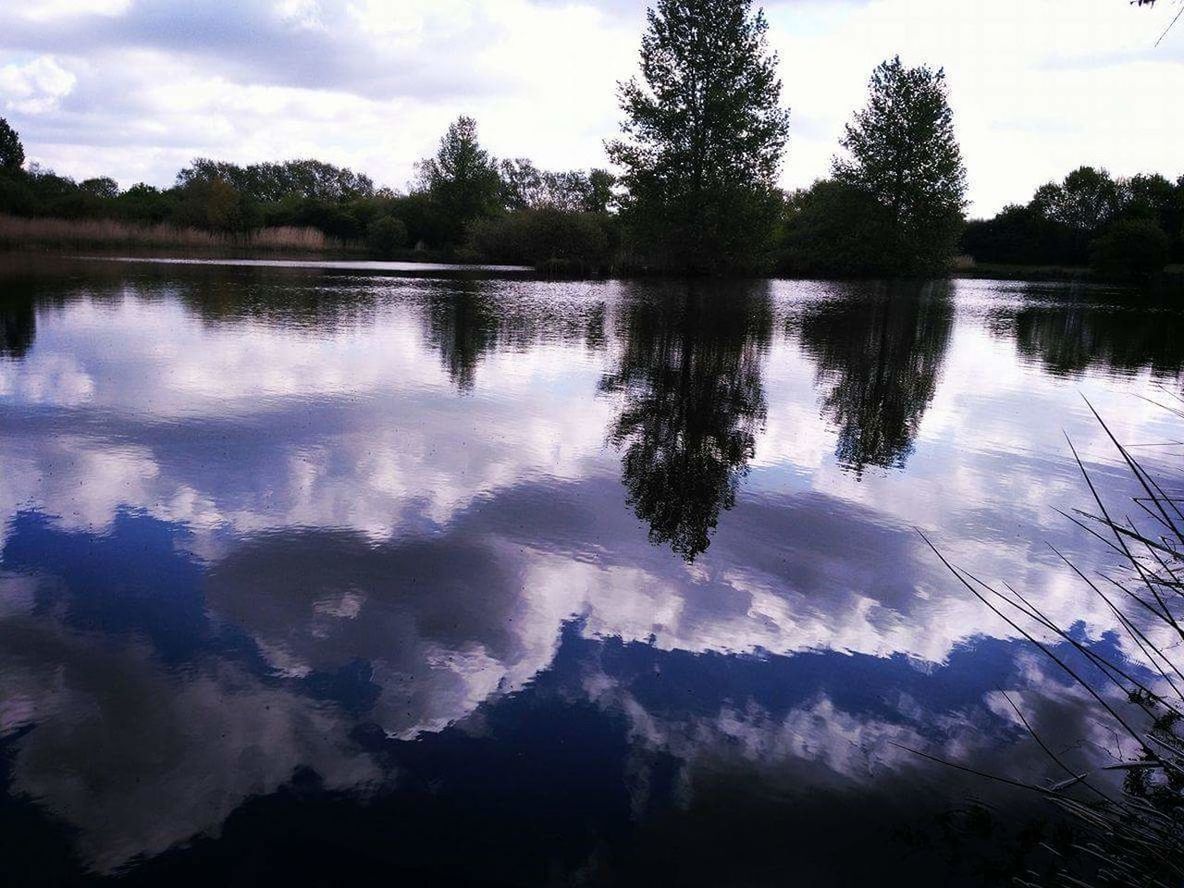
0, 0, 1182, 217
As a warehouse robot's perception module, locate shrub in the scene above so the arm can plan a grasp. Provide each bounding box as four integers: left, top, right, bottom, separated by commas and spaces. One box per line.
469, 208, 614, 271
775, 179, 896, 277
1090, 218, 1170, 283
365, 215, 408, 257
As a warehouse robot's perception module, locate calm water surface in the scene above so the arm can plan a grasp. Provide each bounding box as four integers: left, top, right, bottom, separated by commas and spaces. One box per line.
2, 258, 1182, 885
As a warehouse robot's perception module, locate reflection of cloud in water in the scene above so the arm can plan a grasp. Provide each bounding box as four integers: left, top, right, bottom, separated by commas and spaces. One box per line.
0, 576, 377, 871
3, 268, 1184, 877
207, 530, 546, 739
201, 471, 1149, 742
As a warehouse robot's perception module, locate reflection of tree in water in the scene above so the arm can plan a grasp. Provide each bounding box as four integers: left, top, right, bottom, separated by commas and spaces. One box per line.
600, 283, 772, 561
425, 283, 607, 392
177, 270, 380, 331
0, 298, 35, 359
990, 297, 1184, 379
426, 285, 501, 392
797, 282, 953, 475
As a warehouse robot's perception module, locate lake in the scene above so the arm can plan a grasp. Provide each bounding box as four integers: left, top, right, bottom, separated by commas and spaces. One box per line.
2, 257, 1182, 885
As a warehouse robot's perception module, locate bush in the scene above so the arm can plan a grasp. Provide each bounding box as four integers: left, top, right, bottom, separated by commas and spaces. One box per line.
775, 179, 895, 277
0, 171, 35, 215
961, 204, 1077, 266
365, 215, 408, 257
1090, 218, 1170, 283
469, 208, 614, 271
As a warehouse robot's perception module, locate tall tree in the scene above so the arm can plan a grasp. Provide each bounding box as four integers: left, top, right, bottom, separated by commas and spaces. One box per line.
416, 116, 503, 246
0, 117, 24, 172
607, 0, 791, 273
834, 57, 967, 276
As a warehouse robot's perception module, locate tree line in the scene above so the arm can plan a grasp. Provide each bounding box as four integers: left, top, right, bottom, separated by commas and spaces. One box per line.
961, 166, 1184, 281
0, 0, 1175, 280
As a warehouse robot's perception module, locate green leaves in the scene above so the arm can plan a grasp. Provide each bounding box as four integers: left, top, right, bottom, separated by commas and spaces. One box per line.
607, 0, 791, 273
834, 57, 967, 276
0, 118, 24, 172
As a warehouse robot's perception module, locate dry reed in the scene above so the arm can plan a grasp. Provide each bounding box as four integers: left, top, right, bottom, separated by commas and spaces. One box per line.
0, 214, 344, 254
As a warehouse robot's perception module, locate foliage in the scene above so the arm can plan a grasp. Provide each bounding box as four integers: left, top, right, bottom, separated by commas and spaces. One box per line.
775, 179, 895, 276
961, 204, 1075, 267
365, 214, 408, 257
468, 208, 615, 271
1090, 218, 1171, 282
0, 118, 23, 172
415, 116, 504, 245
834, 56, 967, 276
1031, 166, 1122, 234
175, 158, 375, 204
173, 175, 261, 234
607, 0, 790, 273
78, 177, 120, 199
964, 168, 1184, 270
498, 159, 618, 214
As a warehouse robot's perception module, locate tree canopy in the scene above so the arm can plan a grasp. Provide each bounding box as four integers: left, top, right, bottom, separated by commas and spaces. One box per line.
607, 0, 790, 273
962, 166, 1184, 274
0, 118, 24, 172
415, 116, 504, 245
834, 56, 967, 276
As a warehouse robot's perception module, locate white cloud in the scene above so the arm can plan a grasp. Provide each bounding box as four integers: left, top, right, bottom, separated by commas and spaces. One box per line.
0, 56, 77, 114
13, 0, 131, 21
1, 1, 1177, 209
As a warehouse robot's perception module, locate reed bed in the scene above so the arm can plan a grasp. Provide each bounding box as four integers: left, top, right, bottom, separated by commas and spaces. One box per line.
0, 214, 343, 254
925, 392, 1184, 886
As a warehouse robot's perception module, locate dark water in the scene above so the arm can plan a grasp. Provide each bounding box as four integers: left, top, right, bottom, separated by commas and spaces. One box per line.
1, 258, 1182, 885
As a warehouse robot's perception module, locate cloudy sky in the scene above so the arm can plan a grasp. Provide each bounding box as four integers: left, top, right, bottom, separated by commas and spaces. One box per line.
0, 0, 1181, 216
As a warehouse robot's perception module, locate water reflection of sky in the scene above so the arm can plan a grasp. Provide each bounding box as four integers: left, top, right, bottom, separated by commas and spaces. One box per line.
1, 260, 1182, 884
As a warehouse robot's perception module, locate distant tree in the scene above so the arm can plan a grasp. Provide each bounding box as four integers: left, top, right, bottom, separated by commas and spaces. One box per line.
366, 215, 408, 257
585, 169, 617, 213
498, 158, 547, 211
79, 177, 119, 199
1091, 218, 1170, 283
174, 175, 259, 234
834, 56, 967, 276
0, 118, 23, 172
960, 203, 1073, 266
176, 158, 374, 204
607, 0, 791, 273
1120, 173, 1184, 259
416, 116, 503, 245
114, 183, 175, 224
1031, 167, 1122, 234
1027, 166, 1124, 265
497, 161, 615, 215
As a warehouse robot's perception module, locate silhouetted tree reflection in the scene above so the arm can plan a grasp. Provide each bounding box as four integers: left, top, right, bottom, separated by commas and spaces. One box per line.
176, 271, 380, 331
425, 285, 501, 392
797, 282, 953, 475
0, 297, 35, 360
989, 295, 1184, 379
600, 283, 772, 560
425, 284, 608, 392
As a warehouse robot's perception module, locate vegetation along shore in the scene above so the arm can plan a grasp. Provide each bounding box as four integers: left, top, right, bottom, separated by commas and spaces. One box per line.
0, 0, 1180, 284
